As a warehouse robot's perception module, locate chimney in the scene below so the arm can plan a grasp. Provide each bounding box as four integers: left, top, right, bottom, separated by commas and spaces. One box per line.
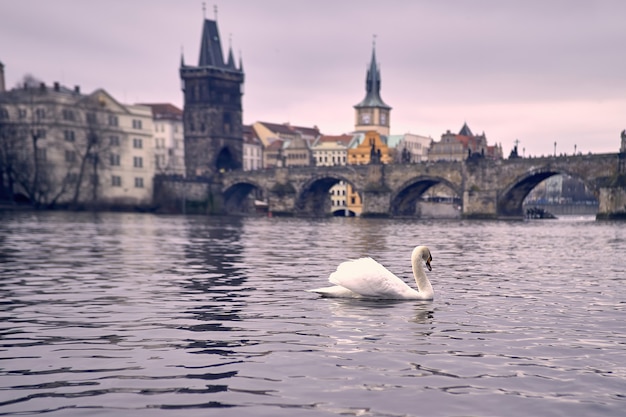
74, 85, 80, 94
0, 61, 5, 93
54, 82, 60, 91
39, 82, 46, 91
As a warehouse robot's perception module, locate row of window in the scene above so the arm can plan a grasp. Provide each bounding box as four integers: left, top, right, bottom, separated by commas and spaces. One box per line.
316, 155, 346, 164
63, 173, 144, 188
0, 106, 142, 129
63, 151, 144, 168
111, 175, 144, 188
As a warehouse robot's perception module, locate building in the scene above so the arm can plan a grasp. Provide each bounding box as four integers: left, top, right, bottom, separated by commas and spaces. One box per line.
0, 79, 155, 208
387, 133, 432, 163
252, 121, 320, 168
180, 17, 244, 177
242, 125, 263, 171
252, 121, 320, 147
428, 122, 503, 161
353, 42, 391, 136
264, 139, 285, 168
311, 134, 359, 215
139, 103, 185, 176
347, 130, 392, 165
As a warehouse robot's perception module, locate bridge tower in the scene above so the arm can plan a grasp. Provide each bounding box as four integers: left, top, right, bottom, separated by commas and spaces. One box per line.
180, 16, 244, 178
354, 38, 391, 136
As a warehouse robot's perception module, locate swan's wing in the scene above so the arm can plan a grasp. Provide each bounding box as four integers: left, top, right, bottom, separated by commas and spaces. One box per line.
328, 257, 413, 298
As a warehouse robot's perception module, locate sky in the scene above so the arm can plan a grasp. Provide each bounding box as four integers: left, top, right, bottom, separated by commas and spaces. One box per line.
1, 0, 625, 157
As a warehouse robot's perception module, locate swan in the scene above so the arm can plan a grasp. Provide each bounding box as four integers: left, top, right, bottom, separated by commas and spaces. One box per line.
308, 245, 434, 300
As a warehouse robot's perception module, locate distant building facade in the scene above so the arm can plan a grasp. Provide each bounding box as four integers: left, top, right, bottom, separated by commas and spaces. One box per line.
387, 133, 432, 163
348, 131, 392, 165
428, 123, 503, 161
140, 103, 185, 176
242, 125, 263, 171
252, 121, 320, 168
0, 81, 155, 208
180, 18, 244, 177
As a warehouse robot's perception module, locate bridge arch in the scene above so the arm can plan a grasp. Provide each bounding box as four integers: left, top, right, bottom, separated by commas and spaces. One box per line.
498, 166, 598, 218
223, 180, 267, 215
295, 174, 360, 216
390, 176, 462, 217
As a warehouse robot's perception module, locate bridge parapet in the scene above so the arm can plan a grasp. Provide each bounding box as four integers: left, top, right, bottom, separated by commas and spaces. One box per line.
210, 153, 624, 219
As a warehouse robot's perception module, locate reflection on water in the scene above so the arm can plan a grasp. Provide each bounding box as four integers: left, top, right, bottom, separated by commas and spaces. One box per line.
0, 211, 624, 416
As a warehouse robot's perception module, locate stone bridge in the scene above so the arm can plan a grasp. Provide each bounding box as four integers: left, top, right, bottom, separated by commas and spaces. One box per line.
218, 152, 623, 219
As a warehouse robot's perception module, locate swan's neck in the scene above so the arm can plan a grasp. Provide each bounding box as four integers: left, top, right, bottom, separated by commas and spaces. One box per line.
412, 259, 434, 299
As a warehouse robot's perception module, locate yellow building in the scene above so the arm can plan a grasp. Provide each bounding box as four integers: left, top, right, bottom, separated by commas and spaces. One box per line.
347, 131, 392, 165
344, 131, 392, 215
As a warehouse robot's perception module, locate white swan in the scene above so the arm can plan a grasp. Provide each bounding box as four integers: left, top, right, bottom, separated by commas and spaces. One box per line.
308, 245, 434, 300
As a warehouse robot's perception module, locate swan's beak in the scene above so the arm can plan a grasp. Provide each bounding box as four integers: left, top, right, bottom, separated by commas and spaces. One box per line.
426, 255, 432, 271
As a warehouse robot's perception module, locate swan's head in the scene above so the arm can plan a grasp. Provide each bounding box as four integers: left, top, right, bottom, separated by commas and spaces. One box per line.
412, 245, 432, 271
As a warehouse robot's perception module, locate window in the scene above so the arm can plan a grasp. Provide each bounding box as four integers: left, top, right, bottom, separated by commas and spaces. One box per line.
64, 130, 75, 142
86, 112, 97, 123
65, 150, 76, 162
35, 108, 46, 119
112, 175, 122, 187
62, 109, 74, 121
0, 108, 8, 119
133, 138, 142, 149
110, 136, 120, 146
132, 119, 142, 129
108, 115, 118, 126
18, 108, 27, 119
134, 177, 144, 188
35, 129, 46, 139
110, 154, 120, 166
133, 156, 143, 168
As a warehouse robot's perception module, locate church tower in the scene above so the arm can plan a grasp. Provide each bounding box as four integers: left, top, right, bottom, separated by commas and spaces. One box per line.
354, 40, 391, 136
180, 16, 244, 177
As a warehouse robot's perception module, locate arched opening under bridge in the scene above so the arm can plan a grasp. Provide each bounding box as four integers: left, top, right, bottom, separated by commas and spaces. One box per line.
391, 177, 461, 218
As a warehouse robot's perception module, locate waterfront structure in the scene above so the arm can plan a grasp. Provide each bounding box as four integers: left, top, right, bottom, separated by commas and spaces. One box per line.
428, 123, 503, 161
387, 133, 433, 163
139, 103, 185, 176
354, 43, 391, 136
180, 17, 244, 177
218, 152, 620, 219
311, 134, 359, 215
242, 125, 262, 171
0, 80, 155, 208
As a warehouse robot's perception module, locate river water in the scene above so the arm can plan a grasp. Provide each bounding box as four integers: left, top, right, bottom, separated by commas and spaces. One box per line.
0, 211, 624, 416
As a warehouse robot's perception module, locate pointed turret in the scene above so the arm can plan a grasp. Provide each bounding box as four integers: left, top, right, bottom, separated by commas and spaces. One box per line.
354, 43, 390, 110
198, 19, 226, 68
226, 44, 237, 70
459, 122, 473, 137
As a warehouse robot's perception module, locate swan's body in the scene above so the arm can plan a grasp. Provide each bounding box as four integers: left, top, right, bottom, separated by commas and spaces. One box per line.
308, 245, 434, 300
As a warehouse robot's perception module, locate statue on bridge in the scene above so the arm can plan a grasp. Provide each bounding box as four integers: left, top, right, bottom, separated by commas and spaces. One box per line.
621, 129, 626, 153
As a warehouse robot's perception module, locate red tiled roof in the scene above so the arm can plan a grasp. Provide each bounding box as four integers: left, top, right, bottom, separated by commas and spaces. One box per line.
318, 134, 353, 145
258, 121, 320, 138
137, 103, 183, 120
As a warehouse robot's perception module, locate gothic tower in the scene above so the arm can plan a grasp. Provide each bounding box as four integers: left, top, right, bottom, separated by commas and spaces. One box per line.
354, 41, 391, 136
180, 18, 244, 177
